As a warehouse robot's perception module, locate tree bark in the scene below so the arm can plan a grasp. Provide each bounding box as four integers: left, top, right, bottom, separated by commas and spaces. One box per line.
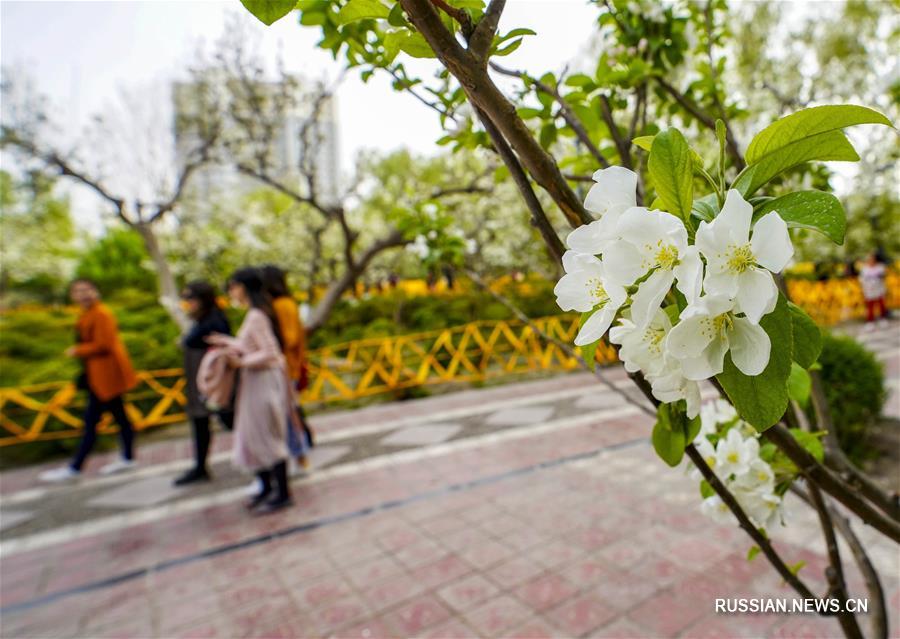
134, 222, 189, 332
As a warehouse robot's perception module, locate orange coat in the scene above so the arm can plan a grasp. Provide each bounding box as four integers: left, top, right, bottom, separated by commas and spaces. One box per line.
272, 296, 307, 384
72, 303, 138, 401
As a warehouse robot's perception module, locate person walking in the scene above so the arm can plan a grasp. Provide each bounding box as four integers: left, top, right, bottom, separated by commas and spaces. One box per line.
40, 279, 138, 482
207, 268, 293, 514
261, 265, 315, 462
173, 281, 234, 486
859, 251, 888, 329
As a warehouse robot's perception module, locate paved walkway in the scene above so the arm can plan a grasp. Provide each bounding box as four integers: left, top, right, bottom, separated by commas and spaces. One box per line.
0, 321, 897, 639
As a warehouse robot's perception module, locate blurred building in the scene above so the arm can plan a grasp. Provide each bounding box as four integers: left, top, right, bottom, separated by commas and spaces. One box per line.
172, 77, 340, 205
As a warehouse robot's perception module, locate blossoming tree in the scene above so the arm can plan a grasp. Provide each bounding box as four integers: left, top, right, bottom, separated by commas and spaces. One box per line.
238, 1, 897, 636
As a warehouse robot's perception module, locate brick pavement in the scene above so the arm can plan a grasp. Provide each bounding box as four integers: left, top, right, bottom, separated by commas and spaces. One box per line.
0, 321, 897, 639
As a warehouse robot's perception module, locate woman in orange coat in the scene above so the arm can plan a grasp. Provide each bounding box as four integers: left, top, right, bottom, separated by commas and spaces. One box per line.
40, 279, 139, 482
261, 265, 314, 461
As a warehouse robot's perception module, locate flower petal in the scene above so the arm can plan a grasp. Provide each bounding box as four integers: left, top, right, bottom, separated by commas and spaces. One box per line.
562, 250, 599, 273
586, 166, 637, 213
735, 268, 778, 324
751, 212, 794, 273
666, 314, 714, 360
717, 189, 753, 245
674, 245, 703, 303
631, 269, 674, 329
680, 336, 728, 380
602, 242, 646, 285
574, 305, 616, 346
554, 270, 596, 312
566, 221, 606, 255
729, 317, 771, 376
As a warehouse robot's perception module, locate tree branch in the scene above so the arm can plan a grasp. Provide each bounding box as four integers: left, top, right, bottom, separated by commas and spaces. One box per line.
597, 94, 632, 169
763, 423, 900, 543
469, 0, 505, 61
490, 62, 611, 169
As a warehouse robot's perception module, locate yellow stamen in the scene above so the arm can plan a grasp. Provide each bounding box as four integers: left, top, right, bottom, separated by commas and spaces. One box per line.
586, 277, 609, 306
656, 244, 680, 270
727, 244, 755, 274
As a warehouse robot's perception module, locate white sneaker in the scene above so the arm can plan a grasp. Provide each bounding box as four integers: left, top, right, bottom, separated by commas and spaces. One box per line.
39, 466, 81, 483
244, 477, 263, 496
98, 458, 137, 476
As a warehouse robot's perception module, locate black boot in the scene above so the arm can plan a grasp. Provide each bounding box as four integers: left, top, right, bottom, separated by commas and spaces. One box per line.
245, 469, 272, 510
254, 461, 292, 515
173, 466, 210, 486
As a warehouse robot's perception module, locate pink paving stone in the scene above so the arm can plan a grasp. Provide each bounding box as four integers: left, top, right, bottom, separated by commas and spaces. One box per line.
410, 554, 472, 591
507, 618, 564, 639
310, 595, 370, 636
436, 574, 501, 612
680, 613, 782, 639
708, 550, 776, 587
767, 616, 844, 639
528, 539, 587, 571
566, 525, 617, 553
217, 577, 290, 610
464, 594, 535, 637
440, 526, 493, 552
393, 539, 449, 570
625, 589, 708, 636
456, 539, 517, 568
594, 538, 650, 570
590, 568, 661, 611
329, 616, 397, 639
418, 618, 480, 639
361, 573, 428, 612
628, 552, 687, 587
544, 592, 620, 637
277, 557, 336, 588
380, 594, 452, 636
223, 596, 304, 639
488, 556, 547, 590
587, 616, 648, 638
157, 591, 222, 634
559, 556, 616, 590
514, 572, 579, 612
478, 513, 524, 538
342, 555, 406, 590
376, 526, 426, 552
294, 573, 354, 609
664, 535, 736, 572
417, 514, 469, 536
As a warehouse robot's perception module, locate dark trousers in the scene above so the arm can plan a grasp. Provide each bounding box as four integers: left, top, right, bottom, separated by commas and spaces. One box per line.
865, 297, 887, 322
71, 391, 134, 471
189, 411, 233, 470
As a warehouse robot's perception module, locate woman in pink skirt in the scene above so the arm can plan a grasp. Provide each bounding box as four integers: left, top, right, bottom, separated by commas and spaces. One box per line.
207, 267, 293, 514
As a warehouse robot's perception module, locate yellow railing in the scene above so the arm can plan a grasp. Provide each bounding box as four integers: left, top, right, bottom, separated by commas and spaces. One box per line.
0, 315, 617, 447
1, 274, 896, 448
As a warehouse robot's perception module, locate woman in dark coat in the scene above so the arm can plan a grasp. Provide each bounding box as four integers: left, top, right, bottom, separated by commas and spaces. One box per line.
174, 281, 233, 486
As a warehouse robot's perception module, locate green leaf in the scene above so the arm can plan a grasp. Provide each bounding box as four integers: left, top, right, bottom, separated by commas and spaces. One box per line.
754, 191, 846, 245
788, 560, 806, 575
653, 409, 686, 467
239, 0, 296, 25
717, 294, 793, 431
648, 128, 694, 222
539, 123, 557, 149
700, 480, 715, 499
685, 414, 701, 443
517, 107, 544, 120
581, 340, 599, 371
337, 0, 390, 24
634, 134, 704, 166
787, 362, 811, 407
788, 302, 821, 369
495, 27, 536, 44
745, 105, 893, 165
747, 545, 760, 562
732, 130, 859, 197
397, 32, 436, 58
565, 74, 595, 88
387, 3, 410, 27
789, 428, 824, 462
493, 38, 523, 57
692, 193, 718, 222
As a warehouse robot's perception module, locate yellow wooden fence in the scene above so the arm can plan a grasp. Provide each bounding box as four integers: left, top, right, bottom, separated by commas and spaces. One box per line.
0, 315, 617, 447
1, 274, 896, 447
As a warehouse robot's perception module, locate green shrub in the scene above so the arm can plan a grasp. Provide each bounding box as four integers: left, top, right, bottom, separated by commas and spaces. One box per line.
815, 332, 886, 463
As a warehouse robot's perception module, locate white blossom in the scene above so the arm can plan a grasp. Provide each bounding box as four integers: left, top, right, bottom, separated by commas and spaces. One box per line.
666, 294, 771, 380
696, 190, 793, 324
715, 428, 759, 479
566, 167, 638, 256
700, 495, 732, 523
553, 251, 627, 346
698, 398, 737, 441
603, 207, 703, 326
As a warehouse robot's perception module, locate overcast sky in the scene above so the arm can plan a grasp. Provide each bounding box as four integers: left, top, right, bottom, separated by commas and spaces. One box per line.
1, 1, 598, 232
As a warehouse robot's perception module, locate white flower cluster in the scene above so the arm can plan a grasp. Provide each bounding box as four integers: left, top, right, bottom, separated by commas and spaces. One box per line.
554, 167, 794, 418
692, 400, 786, 529
407, 234, 430, 259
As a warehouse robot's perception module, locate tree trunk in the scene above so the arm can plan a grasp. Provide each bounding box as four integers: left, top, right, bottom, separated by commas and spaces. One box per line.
134, 222, 189, 332
306, 230, 406, 333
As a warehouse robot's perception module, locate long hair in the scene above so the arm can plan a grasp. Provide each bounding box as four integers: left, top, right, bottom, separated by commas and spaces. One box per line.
260, 264, 290, 299
227, 267, 283, 348
181, 280, 221, 321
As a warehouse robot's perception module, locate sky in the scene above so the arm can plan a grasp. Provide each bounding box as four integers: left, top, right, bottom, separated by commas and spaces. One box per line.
0, 1, 599, 233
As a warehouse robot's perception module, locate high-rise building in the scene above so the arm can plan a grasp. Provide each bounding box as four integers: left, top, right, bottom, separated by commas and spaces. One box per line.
172, 77, 340, 205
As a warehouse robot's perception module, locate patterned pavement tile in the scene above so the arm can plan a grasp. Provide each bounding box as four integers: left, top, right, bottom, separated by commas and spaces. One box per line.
380, 423, 463, 447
